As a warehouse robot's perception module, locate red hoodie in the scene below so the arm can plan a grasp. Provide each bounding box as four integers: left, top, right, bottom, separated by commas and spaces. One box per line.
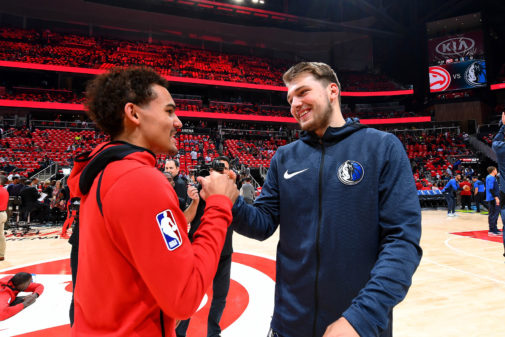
0, 276, 44, 321
67, 142, 233, 336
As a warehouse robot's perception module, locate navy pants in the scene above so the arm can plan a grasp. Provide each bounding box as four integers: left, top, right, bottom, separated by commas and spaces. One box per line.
500, 192, 505, 252
176, 254, 232, 337
488, 200, 500, 232
445, 193, 456, 214
475, 192, 487, 212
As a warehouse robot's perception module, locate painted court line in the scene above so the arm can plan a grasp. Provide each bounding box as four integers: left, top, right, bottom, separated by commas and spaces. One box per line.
444, 237, 504, 264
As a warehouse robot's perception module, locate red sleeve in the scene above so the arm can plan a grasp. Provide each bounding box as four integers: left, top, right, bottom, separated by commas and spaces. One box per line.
0, 292, 23, 321
25, 282, 44, 297
0, 188, 8, 211
103, 168, 232, 319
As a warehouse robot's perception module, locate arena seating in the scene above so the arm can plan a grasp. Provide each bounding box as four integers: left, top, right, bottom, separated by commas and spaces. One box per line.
0, 86, 85, 104
0, 27, 406, 91
394, 130, 476, 190
0, 120, 482, 198
0, 87, 294, 117
223, 138, 286, 168
0, 122, 292, 177
0, 27, 288, 86
158, 134, 220, 176
339, 72, 405, 91
344, 102, 419, 119
0, 128, 104, 176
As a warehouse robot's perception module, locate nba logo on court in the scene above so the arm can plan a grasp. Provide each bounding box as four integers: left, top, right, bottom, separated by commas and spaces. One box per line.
156, 209, 182, 251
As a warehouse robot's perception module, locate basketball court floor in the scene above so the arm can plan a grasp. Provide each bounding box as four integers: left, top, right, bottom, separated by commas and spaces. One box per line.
1, 209, 504, 337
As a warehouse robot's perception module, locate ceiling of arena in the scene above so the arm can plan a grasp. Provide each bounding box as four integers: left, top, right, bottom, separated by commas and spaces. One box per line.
1, 0, 505, 59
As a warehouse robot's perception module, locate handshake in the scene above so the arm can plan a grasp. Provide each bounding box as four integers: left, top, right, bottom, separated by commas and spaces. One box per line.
196, 170, 239, 203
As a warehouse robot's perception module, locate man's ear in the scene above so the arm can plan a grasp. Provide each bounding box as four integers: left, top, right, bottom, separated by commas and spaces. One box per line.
328, 83, 340, 104
124, 102, 140, 126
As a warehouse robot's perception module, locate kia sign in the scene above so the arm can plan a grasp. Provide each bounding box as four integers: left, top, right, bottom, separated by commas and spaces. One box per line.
435, 37, 475, 56
428, 31, 484, 63
429, 60, 487, 93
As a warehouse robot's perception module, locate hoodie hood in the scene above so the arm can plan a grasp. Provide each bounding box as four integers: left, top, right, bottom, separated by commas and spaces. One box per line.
67, 141, 156, 199
300, 118, 368, 146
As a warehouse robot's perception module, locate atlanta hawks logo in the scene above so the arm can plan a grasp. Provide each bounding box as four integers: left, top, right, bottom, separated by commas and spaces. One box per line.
337, 160, 364, 185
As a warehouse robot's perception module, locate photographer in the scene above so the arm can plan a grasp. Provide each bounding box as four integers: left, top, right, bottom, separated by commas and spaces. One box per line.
176, 156, 236, 337
165, 159, 188, 204
0, 272, 44, 321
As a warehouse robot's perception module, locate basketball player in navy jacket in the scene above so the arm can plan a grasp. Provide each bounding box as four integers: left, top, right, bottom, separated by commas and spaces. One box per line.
491, 112, 505, 253
232, 62, 422, 337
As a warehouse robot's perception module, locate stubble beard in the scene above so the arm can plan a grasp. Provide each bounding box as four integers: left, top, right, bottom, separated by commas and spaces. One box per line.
300, 99, 333, 134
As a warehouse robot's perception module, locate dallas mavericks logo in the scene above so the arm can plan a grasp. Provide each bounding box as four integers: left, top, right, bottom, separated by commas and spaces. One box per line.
337, 160, 364, 185
464, 61, 486, 87
156, 209, 182, 251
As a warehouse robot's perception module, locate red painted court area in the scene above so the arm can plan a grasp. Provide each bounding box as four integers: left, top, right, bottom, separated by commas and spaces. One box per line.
451, 229, 504, 243
1, 252, 276, 337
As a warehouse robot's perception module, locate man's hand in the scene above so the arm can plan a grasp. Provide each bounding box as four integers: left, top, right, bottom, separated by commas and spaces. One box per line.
186, 185, 200, 201
22, 294, 38, 308
502, 112, 505, 125
496, 196, 500, 206
322, 317, 360, 337
197, 171, 239, 203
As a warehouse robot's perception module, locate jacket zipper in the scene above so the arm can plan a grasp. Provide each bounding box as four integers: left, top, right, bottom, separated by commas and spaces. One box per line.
312, 142, 325, 337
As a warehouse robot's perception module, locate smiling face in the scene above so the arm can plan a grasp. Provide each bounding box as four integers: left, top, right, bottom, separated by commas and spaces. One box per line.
135, 84, 182, 155
286, 73, 338, 138
164, 159, 180, 176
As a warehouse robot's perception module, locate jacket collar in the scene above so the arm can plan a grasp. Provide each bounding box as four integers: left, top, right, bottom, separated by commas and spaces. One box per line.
300, 118, 368, 146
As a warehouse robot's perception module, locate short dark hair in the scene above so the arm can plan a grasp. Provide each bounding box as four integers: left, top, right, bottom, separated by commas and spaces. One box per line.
488, 166, 497, 174
166, 159, 180, 168
283, 62, 341, 104
85, 67, 169, 139
0, 175, 7, 185
214, 156, 230, 164
11, 272, 32, 287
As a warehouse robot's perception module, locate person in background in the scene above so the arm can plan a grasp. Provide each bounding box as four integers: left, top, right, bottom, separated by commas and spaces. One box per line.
442, 174, 461, 217
491, 112, 505, 255
0, 272, 44, 320
485, 166, 501, 236
472, 176, 487, 213
164, 172, 200, 225
176, 156, 236, 337
165, 159, 188, 205
0, 175, 8, 261
239, 177, 255, 205
459, 177, 472, 211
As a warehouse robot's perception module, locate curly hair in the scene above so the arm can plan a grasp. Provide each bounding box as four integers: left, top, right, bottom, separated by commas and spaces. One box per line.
85, 67, 169, 138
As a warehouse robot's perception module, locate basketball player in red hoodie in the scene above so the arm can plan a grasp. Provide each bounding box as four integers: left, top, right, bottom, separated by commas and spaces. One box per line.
67, 67, 238, 336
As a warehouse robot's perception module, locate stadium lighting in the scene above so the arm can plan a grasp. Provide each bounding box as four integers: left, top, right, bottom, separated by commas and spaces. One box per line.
251, 0, 259, 3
